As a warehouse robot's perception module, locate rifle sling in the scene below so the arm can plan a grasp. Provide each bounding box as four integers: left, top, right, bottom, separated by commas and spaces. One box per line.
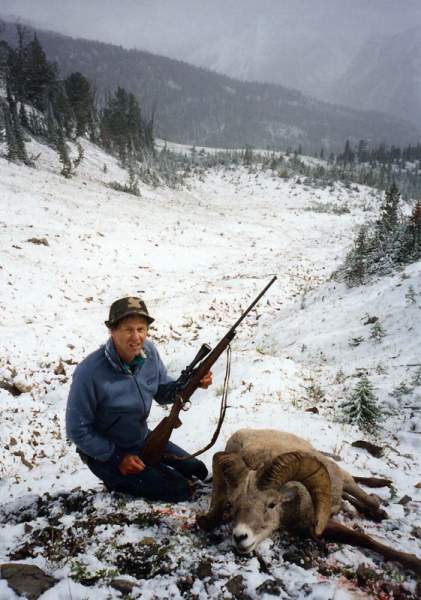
163, 344, 232, 462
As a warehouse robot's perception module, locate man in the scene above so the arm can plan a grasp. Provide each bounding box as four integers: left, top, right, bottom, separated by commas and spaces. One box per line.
66, 296, 212, 502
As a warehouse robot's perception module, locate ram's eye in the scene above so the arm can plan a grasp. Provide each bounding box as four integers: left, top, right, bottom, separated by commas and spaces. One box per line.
267, 501, 277, 509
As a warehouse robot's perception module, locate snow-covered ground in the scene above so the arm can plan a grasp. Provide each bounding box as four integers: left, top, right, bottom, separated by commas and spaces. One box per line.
0, 139, 419, 599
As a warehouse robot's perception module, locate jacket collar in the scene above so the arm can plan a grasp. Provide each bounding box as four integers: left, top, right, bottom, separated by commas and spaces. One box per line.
104, 338, 147, 373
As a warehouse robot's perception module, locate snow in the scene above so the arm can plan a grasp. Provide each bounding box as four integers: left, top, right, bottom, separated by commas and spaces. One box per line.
0, 138, 420, 599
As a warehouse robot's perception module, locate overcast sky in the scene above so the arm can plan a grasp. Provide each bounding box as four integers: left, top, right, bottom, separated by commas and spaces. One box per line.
1, 0, 420, 96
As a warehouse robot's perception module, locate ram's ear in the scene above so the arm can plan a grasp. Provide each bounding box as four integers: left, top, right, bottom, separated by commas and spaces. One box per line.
279, 486, 298, 505
256, 451, 332, 536
214, 452, 248, 487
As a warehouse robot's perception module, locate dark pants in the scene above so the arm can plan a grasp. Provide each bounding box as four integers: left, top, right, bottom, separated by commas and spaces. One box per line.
86, 440, 208, 502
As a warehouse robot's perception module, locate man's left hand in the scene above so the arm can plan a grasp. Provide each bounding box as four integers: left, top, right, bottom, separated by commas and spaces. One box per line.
199, 371, 212, 389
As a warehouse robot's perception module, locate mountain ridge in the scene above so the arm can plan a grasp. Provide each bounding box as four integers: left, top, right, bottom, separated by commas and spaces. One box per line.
1, 19, 419, 152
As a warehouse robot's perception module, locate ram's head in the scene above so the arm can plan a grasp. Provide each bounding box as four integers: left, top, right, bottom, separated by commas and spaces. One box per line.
212, 450, 332, 554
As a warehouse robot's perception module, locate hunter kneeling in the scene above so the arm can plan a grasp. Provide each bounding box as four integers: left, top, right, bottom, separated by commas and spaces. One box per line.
66, 296, 212, 502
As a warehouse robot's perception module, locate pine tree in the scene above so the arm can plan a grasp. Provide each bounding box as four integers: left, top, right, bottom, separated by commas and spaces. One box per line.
3, 104, 18, 160
64, 72, 93, 137
46, 99, 58, 144
10, 98, 29, 164
339, 376, 382, 432
19, 102, 29, 129
24, 34, 56, 112
56, 125, 72, 178
3, 97, 29, 164
378, 181, 400, 236
370, 321, 386, 343
342, 225, 369, 286
243, 145, 254, 167
340, 139, 355, 167
409, 201, 421, 256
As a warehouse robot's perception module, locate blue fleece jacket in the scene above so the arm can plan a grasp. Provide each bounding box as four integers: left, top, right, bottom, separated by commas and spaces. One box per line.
66, 337, 176, 464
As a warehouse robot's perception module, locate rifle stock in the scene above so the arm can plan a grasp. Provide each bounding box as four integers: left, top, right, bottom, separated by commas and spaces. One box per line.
140, 276, 276, 465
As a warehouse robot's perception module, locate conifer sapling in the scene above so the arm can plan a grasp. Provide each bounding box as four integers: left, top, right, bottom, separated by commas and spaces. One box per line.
340, 375, 382, 432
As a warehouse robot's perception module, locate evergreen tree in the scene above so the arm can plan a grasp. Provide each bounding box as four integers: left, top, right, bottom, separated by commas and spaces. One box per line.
409, 201, 421, 254
370, 321, 386, 343
64, 72, 93, 137
243, 145, 254, 167
19, 102, 29, 129
56, 125, 72, 177
46, 99, 58, 144
24, 34, 56, 112
7, 25, 29, 102
340, 139, 355, 167
10, 98, 29, 164
0, 40, 9, 87
342, 225, 369, 286
3, 96, 30, 164
3, 104, 18, 160
51, 81, 74, 138
339, 376, 382, 432
100, 86, 152, 164
378, 181, 400, 236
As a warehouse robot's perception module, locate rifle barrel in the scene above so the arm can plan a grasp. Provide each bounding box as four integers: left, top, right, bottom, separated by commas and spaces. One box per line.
230, 275, 277, 331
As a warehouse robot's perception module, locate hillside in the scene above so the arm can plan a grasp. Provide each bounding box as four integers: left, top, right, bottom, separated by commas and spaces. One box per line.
1, 19, 420, 153
0, 138, 420, 598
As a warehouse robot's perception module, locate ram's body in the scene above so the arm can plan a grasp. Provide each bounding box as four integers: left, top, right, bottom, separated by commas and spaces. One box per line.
198, 428, 381, 554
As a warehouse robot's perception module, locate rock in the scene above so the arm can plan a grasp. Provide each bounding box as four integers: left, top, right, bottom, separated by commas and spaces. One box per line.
26, 237, 49, 246
110, 578, 136, 594
195, 558, 213, 579
351, 440, 384, 458
226, 574, 252, 599
256, 578, 284, 596
54, 361, 66, 376
0, 379, 22, 396
282, 548, 313, 569
139, 537, 157, 546
363, 315, 379, 325
176, 575, 194, 595
356, 564, 376, 586
0, 563, 57, 600
13, 378, 33, 393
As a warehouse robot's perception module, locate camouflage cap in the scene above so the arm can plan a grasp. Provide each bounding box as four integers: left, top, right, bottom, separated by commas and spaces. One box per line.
105, 297, 155, 328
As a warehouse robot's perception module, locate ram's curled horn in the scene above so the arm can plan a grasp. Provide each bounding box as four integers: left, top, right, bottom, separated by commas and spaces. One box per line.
257, 451, 332, 536
217, 451, 248, 486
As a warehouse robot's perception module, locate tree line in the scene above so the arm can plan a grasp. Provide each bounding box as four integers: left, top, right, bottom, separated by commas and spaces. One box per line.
0, 26, 154, 175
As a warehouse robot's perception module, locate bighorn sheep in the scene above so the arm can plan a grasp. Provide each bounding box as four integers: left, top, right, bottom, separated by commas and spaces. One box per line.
197, 429, 421, 574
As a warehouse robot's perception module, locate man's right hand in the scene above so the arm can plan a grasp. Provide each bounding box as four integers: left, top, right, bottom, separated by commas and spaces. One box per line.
118, 454, 145, 475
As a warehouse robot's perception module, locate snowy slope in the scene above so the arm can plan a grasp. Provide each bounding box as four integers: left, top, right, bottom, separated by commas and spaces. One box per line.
0, 140, 419, 599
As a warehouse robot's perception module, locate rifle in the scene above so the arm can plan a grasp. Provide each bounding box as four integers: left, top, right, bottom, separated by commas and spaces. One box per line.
141, 275, 277, 466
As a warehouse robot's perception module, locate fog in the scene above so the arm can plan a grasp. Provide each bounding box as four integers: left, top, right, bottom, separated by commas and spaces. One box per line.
1, 0, 420, 105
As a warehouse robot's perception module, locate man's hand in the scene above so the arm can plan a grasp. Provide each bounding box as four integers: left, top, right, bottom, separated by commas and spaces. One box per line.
118, 454, 145, 476
199, 370, 213, 389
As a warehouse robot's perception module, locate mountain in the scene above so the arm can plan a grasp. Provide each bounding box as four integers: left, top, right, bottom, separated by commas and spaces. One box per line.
330, 27, 421, 128
1, 20, 420, 152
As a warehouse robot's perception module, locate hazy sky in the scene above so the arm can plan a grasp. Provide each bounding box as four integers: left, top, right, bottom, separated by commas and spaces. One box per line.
1, 0, 419, 56
1, 0, 420, 96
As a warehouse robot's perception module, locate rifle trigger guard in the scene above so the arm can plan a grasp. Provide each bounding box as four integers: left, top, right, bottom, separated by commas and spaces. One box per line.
181, 400, 191, 412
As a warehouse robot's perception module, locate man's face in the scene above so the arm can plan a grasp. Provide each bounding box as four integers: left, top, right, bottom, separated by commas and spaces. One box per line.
110, 315, 148, 363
